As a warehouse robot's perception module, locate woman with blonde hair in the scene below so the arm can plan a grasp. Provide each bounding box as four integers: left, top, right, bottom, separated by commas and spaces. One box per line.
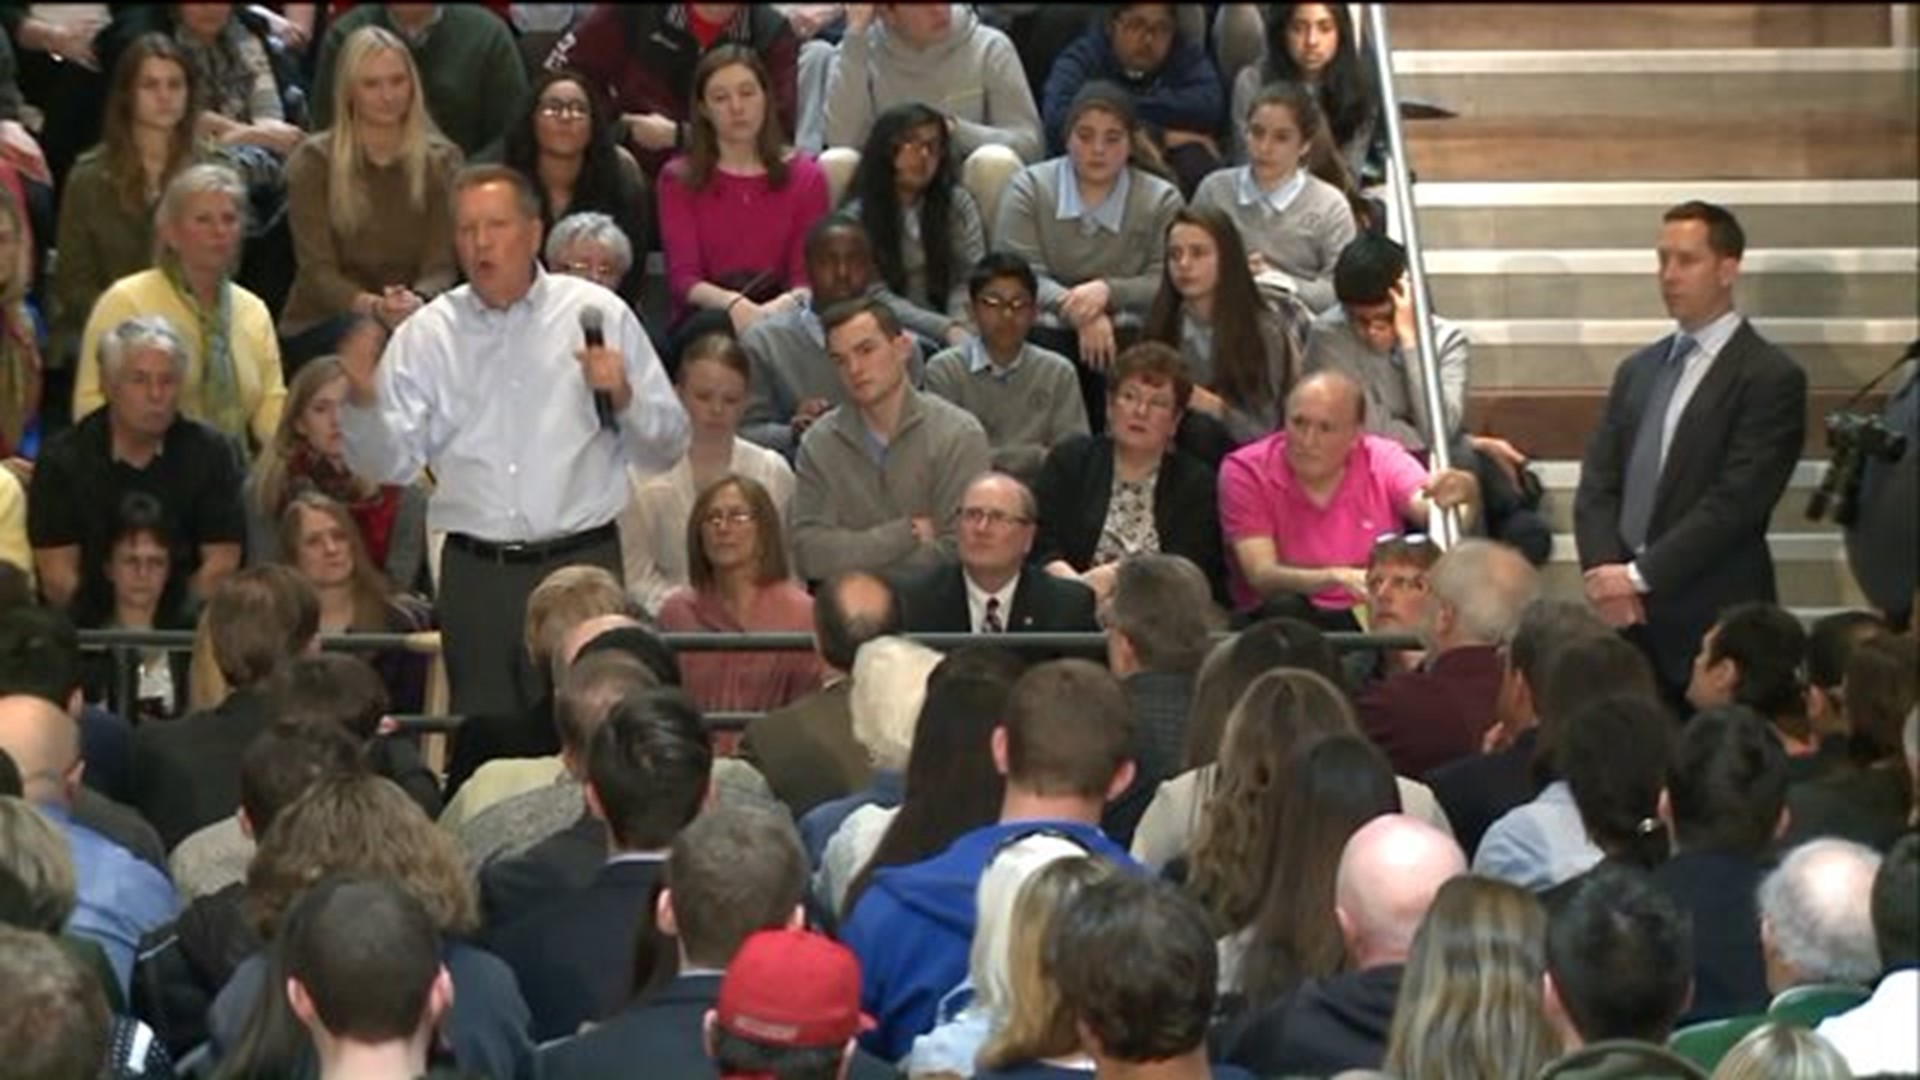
971, 854, 1120, 1078
209, 774, 531, 1080
243, 356, 428, 592
1710, 1023, 1852, 1080
1384, 875, 1563, 1080
75, 161, 287, 451
279, 25, 460, 367
0, 183, 41, 465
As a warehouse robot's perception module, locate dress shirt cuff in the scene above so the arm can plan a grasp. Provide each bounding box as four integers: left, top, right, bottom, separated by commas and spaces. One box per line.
1627, 561, 1651, 595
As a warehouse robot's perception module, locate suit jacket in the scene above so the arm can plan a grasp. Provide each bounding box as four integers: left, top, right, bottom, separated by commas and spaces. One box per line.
484, 855, 666, 1042
1427, 727, 1541, 859
1575, 320, 1807, 688
1104, 670, 1195, 848
1653, 849, 1771, 1025
478, 813, 608, 933
130, 687, 274, 851
899, 562, 1098, 635
738, 680, 873, 819
1031, 433, 1228, 604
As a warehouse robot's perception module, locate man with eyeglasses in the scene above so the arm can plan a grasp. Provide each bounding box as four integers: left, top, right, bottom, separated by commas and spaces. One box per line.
899, 471, 1096, 635
924, 252, 1089, 483
1341, 532, 1442, 691
1041, 3, 1225, 196
790, 297, 989, 584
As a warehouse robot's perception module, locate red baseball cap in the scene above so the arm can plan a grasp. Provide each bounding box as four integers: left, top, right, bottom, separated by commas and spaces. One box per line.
715, 929, 875, 1049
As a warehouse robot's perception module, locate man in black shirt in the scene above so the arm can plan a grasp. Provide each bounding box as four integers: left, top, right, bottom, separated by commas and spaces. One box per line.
27, 315, 243, 627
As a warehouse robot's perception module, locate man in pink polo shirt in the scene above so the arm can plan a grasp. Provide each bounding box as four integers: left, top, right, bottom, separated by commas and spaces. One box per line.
1219, 371, 1478, 621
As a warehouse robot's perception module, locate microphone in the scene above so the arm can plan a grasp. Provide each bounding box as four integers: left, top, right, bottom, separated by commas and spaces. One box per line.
580, 307, 617, 433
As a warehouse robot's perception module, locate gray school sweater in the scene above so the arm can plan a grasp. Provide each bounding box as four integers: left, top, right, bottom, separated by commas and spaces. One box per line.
923, 340, 1090, 479
789, 385, 992, 582
1304, 306, 1471, 452
994, 159, 1185, 323
1191, 166, 1357, 313
738, 294, 929, 457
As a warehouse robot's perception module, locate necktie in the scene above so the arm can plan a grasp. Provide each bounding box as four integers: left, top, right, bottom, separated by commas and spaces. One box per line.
1619, 334, 1694, 553
983, 597, 1004, 634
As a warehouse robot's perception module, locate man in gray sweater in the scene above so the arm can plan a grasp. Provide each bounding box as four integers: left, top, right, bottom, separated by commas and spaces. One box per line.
924, 252, 1089, 482
790, 297, 992, 584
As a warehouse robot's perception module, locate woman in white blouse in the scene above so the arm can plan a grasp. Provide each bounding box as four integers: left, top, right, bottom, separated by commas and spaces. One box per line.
620, 333, 793, 615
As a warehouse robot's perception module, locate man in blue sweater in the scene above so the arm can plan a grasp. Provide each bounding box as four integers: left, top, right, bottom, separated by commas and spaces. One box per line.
837, 659, 1140, 1060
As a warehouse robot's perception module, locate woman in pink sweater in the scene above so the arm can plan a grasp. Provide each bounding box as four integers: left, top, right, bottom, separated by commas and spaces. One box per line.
657, 45, 828, 344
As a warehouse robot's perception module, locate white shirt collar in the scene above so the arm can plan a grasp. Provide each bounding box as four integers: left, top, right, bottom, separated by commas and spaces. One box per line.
965, 337, 1029, 377
1054, 158, 1132, 235
964, 571, 1020, 633
1675, 308, 1743, 364
1235, 166, 1308, 215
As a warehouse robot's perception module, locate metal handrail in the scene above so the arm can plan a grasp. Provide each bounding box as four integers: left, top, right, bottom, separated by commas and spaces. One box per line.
1365, 3, 1461, 548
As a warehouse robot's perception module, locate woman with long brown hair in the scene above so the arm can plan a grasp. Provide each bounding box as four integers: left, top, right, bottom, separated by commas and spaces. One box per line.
657, 45, 828, 342
0, 183, 40, 464
50, 33, 204, 368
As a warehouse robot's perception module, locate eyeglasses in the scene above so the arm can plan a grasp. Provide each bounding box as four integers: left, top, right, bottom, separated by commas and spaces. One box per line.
957, 506, 1032, 529
537, 99, 592, 121
975, 294, 1033, 315
701, 508, 758, 529
556, 259, 621, 282
1113, 386, 1177, 414
1115, 14, 1176, 38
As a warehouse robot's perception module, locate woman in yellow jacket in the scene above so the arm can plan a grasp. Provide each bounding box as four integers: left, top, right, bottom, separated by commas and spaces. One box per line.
72, 161, 285, 453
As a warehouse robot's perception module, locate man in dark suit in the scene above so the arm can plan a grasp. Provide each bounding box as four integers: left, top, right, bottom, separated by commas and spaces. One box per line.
131, 565, 317, 850
535, 802, 811, 1079
484, 688, 712, 1042
899, 472, 1097, 635
1575, 200, 1808, 699
738, 571, 899, 818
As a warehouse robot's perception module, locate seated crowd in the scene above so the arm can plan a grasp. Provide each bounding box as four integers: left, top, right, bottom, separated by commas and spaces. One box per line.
0, 4, 1912, 1080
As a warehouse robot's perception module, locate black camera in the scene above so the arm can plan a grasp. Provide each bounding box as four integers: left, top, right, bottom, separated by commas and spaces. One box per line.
1807, 411, 1908, 526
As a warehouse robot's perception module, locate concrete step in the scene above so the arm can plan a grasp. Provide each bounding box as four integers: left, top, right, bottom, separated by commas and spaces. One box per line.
1414, 180, 1920, 250
1536, 533, 1867, 609
1405, 112, 1917, 181
1428, 249, 1918, 321
1458, 317, 1915, 389
1529, 461, 1841, 535
1465, 386, 1883, 460
1395, 48, 1916, 122
1389, 3, 1895, 50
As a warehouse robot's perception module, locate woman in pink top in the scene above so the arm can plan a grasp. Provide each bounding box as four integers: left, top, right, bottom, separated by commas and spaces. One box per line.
657, 473, 821, 718
657, 45, 829, 344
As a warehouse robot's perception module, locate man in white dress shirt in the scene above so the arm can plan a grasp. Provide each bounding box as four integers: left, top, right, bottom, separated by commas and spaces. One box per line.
340, 164, 689, 720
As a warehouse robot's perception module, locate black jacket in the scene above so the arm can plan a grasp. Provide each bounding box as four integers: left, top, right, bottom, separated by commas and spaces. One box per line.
1220, 964, 1403, 1076
1031, 434, 1227, 604
486, 856, 667, 1042
130, 687, 273, 850
898, 562, 1098, 635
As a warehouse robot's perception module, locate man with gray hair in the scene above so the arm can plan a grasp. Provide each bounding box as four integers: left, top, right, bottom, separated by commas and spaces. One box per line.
1759, 838, 1884, 993
899, 471, 1096, 635
28, 314, 245, 628
1357, 538, 1538, 777
1102, 552, 1221, 845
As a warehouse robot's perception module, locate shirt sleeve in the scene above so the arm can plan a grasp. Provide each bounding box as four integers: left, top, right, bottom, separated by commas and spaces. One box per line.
1217, 449, 1273, 543
612, 303, 691, 473
1373, 438, 1432, 522
656, 163, 704, 308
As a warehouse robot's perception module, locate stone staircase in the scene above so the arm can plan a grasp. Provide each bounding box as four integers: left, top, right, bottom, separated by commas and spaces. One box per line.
1386, 2, 1917, 610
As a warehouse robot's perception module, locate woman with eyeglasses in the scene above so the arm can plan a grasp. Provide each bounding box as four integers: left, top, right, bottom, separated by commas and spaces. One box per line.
497, 68, 650, 302
1032, 342, 1225, 606
655, 473, 818, 716
843, 102, 987, 348
622, 333, 793, 616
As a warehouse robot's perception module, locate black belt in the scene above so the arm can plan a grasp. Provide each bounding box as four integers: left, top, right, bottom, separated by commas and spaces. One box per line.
445, 523, 619, 566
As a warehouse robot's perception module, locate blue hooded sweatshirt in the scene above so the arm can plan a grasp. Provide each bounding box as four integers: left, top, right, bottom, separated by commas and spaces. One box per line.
838, 819, 1136, 1062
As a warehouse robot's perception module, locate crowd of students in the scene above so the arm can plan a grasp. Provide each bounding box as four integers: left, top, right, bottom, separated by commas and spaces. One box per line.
0, 4, 1913, 1080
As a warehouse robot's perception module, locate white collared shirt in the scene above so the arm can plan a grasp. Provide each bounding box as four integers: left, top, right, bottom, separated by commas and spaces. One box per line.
965, 571, 1020, 633
1234, 165, 1308, 216
963, 337, 1029, 380
1053, 158, 1132, 236
1657, 308, 1744, 468
342, 269, 690, 542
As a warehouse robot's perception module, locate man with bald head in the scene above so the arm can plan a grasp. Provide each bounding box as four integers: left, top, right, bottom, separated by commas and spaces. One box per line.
0, 695, 174, 997
1357, 538, 1539, 777
900, 471, 1097, 635
1219, 369, 1478, 626
1222, 813, 1466, 1074
742, 571, 902, 817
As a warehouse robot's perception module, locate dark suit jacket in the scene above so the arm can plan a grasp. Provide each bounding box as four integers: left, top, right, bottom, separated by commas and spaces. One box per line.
1654, 848, 1772, 1025
485, 854, 666, 1042
1356, 644, 1503, 779
1104, 670, 1195, 848
739, 680, 873, 819
478, 813, 607, 933
130, 687, 274, 851
899, 562, 1098, 635
1574, 320, 1808, 688
538, 972, 899, 1080
1031, 433, 1228, 604
1427, 726, 1541, 859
